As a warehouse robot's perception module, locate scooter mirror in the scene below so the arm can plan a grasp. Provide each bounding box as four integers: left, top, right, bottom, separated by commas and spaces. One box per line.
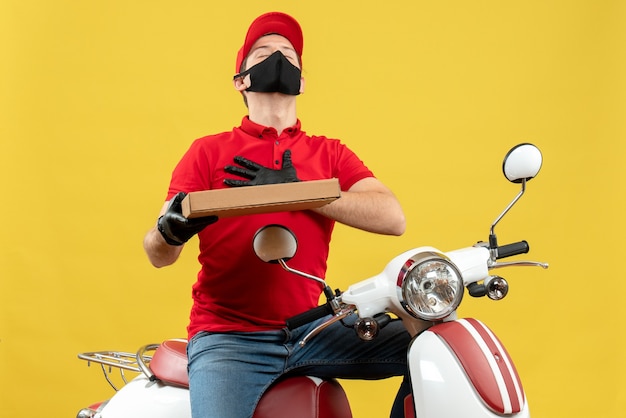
502, 143, 543, 183
252, 225, 298, 263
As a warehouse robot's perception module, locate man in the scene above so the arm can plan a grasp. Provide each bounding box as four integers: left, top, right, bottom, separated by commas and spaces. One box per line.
143, 11, 411, 418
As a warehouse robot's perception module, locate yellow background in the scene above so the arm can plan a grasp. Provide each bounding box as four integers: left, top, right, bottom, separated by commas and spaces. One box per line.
1, 1, 625, 417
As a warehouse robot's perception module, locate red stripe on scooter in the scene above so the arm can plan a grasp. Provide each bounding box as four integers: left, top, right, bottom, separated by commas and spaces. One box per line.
465, 318, 524, 413
430, 319, 524, 414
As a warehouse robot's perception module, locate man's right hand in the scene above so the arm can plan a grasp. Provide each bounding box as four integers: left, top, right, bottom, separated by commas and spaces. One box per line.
157, 192, 218, 246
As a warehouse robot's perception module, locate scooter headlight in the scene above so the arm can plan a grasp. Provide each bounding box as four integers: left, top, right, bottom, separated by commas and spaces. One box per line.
397, 253, 464, 321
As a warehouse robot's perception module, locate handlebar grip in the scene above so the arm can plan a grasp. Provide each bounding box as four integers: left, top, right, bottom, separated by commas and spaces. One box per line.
285, 304, 333, 330
497, 241, 529, 259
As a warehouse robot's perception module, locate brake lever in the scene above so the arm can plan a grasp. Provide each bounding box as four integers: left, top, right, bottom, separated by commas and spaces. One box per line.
298, 305, 356, 347
489, 260, 549, 269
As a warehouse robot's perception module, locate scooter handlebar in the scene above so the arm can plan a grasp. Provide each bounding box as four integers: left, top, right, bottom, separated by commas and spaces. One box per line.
285, 303, 334, 330
497, 240, 529, 259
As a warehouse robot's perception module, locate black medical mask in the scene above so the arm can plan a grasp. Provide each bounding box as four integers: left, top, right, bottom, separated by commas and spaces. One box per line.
234, 51, 301, 95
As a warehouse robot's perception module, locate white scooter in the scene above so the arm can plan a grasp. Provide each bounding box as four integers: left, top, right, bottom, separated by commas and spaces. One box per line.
77, 143, 547, 418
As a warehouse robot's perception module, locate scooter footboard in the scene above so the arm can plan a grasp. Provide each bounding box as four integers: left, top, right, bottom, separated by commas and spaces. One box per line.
407, 318, 529, 417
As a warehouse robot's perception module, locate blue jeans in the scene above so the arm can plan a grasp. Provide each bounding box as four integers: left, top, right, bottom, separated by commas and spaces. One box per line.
187, 315, 411, 418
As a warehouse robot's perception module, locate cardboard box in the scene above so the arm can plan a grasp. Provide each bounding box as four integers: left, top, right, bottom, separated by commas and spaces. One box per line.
181, 179, 341, 219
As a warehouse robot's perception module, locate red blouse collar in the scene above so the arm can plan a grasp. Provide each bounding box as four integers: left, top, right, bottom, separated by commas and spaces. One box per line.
240, 116, 302, 139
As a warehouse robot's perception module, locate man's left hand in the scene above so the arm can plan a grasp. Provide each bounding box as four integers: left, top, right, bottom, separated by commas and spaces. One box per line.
224, 149, 300, 187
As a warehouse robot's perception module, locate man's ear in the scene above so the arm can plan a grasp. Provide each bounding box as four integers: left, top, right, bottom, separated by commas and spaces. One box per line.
233, 74, 251, 92
299, 77, 305, 94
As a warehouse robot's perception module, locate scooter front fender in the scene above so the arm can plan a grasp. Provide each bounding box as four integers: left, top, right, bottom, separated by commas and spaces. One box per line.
407, 318, 529, 418
98, 375, 190, 418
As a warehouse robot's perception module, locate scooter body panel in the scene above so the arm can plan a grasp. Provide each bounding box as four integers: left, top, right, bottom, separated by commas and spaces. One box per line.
98, 375, 190, 418
408, 318, 529, 418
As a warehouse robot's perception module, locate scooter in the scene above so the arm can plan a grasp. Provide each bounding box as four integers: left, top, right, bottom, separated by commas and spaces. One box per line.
77, 143, 547, 418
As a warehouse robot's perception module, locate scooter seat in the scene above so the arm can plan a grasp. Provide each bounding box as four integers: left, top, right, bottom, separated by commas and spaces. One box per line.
150, 340, 353, 418
150, 339, 189, 387
253, 376, 352, 418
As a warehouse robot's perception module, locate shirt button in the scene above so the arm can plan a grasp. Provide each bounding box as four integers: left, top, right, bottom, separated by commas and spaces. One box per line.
275, 141, 279, 145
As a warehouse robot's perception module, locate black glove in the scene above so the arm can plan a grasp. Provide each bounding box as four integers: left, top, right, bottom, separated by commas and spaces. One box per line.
223, 149, 300, 187
157, 192, 218, 246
